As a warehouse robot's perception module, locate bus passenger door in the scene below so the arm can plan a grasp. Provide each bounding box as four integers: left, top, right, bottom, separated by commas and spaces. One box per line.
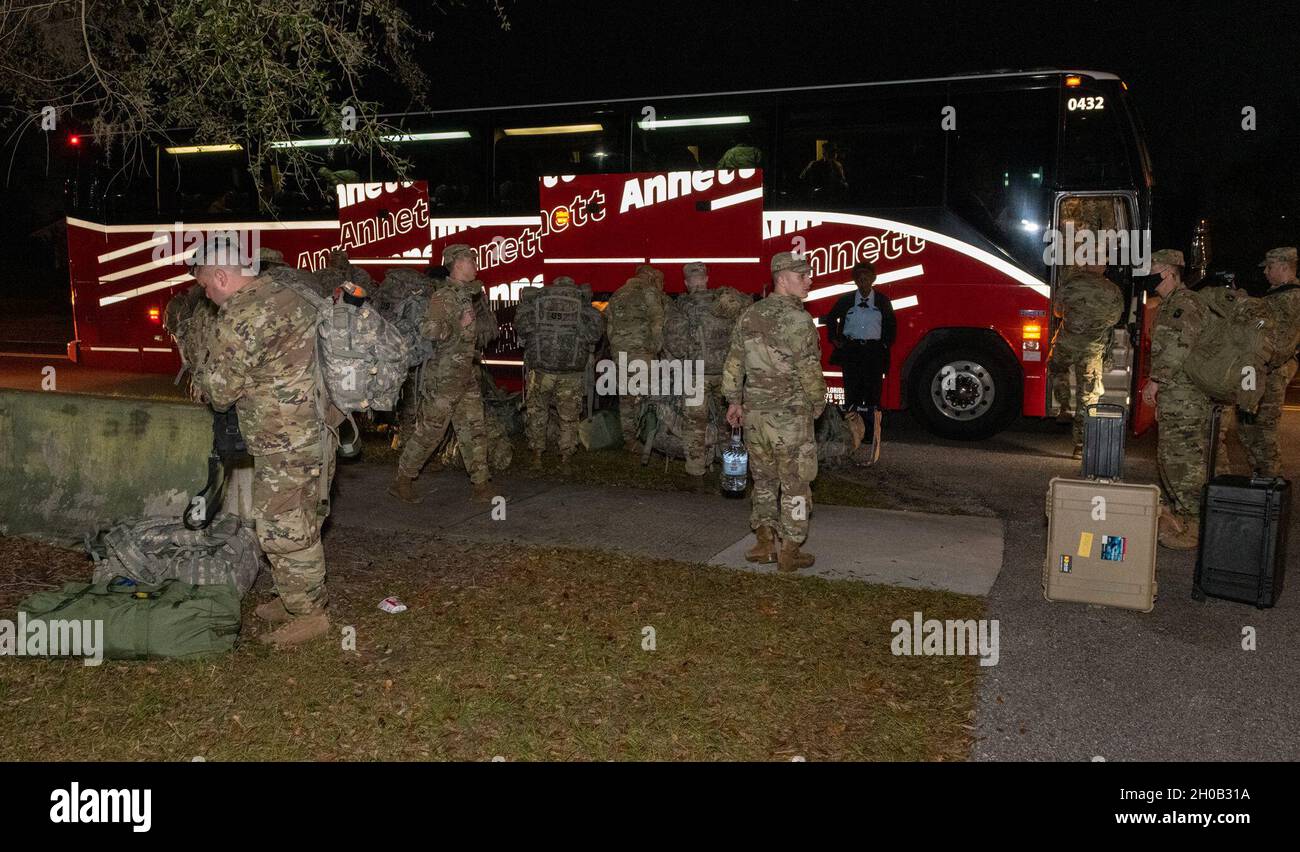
1049, 191, 1143, 426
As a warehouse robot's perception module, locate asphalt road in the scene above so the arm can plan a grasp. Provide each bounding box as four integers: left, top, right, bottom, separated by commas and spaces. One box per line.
864, 388, 1300, 761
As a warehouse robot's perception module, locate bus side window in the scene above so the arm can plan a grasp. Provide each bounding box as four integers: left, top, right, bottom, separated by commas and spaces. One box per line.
492, 109, 626, 212
367, 123, 488, 216
630, 102, 772, 174
158, 147, 260, 220
776, 89, 945, 210
946, 85, 1057, 274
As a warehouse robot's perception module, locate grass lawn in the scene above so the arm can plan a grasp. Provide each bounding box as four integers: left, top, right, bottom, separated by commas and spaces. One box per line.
0, 528, 983, 761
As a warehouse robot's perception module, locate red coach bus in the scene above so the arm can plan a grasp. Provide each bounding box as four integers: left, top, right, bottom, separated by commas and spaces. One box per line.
63, 69, 1153, 439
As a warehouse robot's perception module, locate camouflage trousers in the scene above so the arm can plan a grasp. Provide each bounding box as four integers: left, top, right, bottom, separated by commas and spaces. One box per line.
745, 408, 818, 545
1233, 357, 1297, 477
397, 379, 489, 484
526, 369, 584, 456
1156, 378, 1213, 522
253, 441, 335, 616
682, 374, 724, 476
1048, 330, 1107, 445
617, 350, 655, 442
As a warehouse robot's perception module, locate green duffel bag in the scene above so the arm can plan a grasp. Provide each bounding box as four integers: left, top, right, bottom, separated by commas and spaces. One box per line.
18, 577, 241, 661
580, 408, 623, 451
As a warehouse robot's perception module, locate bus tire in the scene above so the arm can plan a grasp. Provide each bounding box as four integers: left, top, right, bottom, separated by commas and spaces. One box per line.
909, 344, 1019, 440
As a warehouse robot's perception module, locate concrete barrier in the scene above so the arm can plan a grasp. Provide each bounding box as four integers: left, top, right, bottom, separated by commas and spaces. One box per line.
0, 389, 214, 545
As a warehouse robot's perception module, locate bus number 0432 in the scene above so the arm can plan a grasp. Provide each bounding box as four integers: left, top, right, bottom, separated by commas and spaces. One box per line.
1067, 96, 1105, 111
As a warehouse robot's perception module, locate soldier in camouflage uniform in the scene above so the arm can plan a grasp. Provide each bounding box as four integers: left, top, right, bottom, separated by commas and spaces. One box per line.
605, 264, 667, 451
1047, 260, 1125, 456
723, 252, 827, 573
1234, 247, 1300, 477
516, 275, 605, 470
389, 244, 494, 503
189, 237, 341, 647
1141, 249, 1210, 550
662, 261, 748, 492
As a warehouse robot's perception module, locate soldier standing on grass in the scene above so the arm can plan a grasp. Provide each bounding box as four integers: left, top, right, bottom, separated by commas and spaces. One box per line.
516, 275, 605, 471
190, 236, 341, 648
389, 244, 495, 504
723, 252, 827, 572
662, 261, 748, 493
605, 264, 667, 452
1141, 249, 1210, 550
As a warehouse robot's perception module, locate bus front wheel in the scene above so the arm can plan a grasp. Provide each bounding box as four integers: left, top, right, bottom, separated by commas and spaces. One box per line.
910, 346, 1018, 440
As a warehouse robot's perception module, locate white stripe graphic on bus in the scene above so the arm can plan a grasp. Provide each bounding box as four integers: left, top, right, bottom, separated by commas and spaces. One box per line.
99, 276, 191, 307
98, 251, 196, 284
770, 211, 1052, 300
97, 235, 169, 264
707, 187, 763, 211
804, 264, 925, 302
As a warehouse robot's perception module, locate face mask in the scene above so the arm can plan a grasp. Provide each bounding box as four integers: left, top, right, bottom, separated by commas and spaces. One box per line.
1133, 272, 1162, 296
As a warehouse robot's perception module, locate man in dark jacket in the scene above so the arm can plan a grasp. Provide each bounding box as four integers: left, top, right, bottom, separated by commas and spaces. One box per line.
824, 261, 896, 413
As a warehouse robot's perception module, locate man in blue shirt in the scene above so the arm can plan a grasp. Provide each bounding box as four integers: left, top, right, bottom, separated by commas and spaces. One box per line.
825, 261, 897, 415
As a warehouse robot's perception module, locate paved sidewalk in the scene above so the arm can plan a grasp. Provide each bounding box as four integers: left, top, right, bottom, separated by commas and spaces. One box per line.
330, 461, 1004, 596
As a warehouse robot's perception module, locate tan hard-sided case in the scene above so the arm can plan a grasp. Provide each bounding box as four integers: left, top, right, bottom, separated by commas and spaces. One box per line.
1044, 477, 1160, 612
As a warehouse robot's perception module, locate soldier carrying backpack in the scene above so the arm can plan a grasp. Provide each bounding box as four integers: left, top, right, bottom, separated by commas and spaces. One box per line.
516, 276, 605, 470
187, 236, 345, 647
661, 261, 749, 491
604, 264, 668, 452
1226, 246, 1300, 476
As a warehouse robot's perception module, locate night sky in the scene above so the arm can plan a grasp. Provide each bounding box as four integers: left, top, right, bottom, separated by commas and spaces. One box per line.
2, 0, 1296, 303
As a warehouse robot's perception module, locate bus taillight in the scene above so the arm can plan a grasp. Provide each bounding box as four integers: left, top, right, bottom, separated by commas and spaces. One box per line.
1065, 75, 1083, 88
147, 307, 161, 324
1022, 322, 1042, 340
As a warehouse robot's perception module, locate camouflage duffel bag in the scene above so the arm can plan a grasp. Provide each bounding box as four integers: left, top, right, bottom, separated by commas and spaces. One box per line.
88, 513, 263, 598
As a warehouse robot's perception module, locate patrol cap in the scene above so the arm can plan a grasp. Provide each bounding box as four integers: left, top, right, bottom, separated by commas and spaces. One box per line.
635, 263, 662, 278
1259, 247, 1297, 267
441, 243, 476, 266
1150, 249, 1185, 267
551, 275, 575, 287
770, 251, 812, 275
683, 261, 708, 277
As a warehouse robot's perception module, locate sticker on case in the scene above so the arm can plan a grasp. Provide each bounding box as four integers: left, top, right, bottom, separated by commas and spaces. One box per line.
1101, 535, 1127, 561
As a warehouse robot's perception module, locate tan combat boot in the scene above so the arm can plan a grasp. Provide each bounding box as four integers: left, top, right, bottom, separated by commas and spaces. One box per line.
530, 449, 544, 470
777, 538, 815, 573
744, 526, 778, 564
624, 437, 640, 454
685, 474, 709, 494
254, 597, 292, 624
387, 474, 421, 504
1159, 518, 1200, 550
259, 611, 329, 648
470, 481, 494, 502
559, 454, 573, 473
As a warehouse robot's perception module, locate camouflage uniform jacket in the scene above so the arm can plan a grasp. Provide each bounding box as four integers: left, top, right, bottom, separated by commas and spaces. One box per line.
419, 276, 481, 390
722, 292, 827, 416
1054, 269, 1124, 336
193, 274, 326, 455
1149, 286, 1206, 384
